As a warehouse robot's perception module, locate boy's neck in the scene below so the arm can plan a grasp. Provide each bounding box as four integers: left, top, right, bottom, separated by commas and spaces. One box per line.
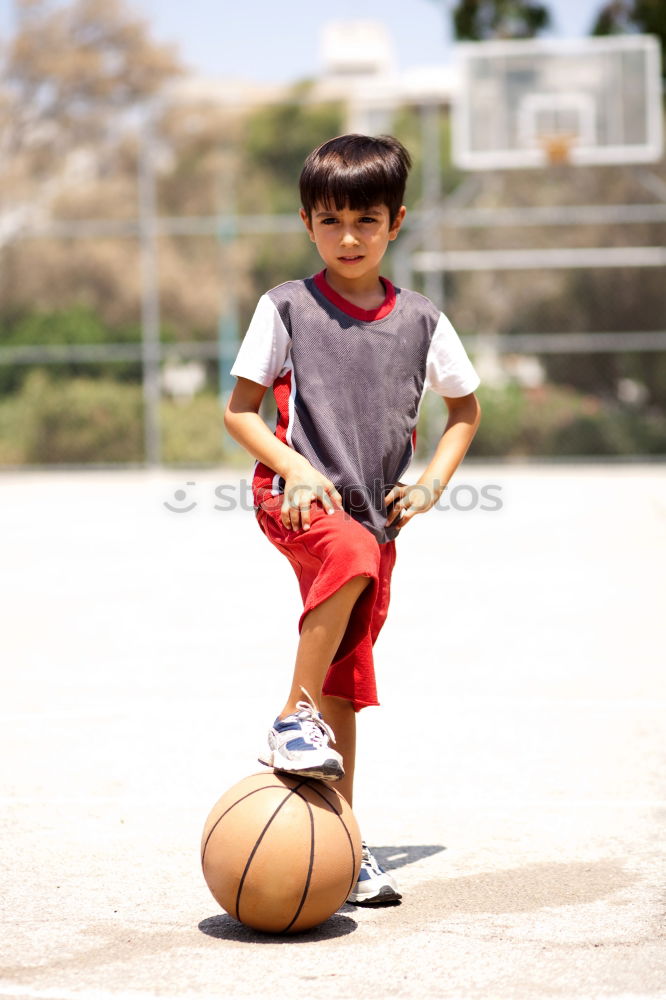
322, 268, 386, 310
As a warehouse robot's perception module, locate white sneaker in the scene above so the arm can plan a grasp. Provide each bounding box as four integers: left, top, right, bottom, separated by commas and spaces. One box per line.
347, 842, 402, 904
258, 688, 344, 783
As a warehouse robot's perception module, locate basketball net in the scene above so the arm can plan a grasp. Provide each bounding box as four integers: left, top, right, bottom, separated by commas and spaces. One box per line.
539, 132, 577, 166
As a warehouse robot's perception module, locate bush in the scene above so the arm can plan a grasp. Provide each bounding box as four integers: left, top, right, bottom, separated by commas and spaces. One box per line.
545, 409, 633, 456
15, 370, 144, 463
462, 382, 528, 458
2, 371, 664, 467
417, 381, 666, 459
0, 372, 237, 465
161, 394, 227, 464
0, 306, 182, 394
0, 390, 29, 465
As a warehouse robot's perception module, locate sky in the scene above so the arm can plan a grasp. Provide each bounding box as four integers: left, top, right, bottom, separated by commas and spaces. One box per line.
0, 0, 608, 83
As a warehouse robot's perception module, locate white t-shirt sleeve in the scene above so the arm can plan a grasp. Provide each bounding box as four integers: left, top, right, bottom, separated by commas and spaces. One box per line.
230, 294, 291, 387
425, 313, 480, 397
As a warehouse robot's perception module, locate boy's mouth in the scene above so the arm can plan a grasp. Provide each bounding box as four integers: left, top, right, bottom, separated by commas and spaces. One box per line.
338, 255, 364, 263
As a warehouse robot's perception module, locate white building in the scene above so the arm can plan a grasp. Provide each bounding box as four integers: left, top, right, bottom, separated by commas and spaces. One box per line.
163, 19, 457, 130
314, 20, 457, 133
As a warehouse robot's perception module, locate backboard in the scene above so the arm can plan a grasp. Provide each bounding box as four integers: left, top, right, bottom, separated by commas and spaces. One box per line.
451, 35, 663, 169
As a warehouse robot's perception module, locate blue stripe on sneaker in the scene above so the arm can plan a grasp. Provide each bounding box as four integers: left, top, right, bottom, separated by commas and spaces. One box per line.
273, 718, 301, 732
285, 736, 315, 751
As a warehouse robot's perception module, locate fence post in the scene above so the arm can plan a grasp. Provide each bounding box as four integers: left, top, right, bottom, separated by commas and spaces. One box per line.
138, 102, 162, 467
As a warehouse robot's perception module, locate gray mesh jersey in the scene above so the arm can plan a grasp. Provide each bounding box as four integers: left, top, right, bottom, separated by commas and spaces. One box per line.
230, 271, 480, 544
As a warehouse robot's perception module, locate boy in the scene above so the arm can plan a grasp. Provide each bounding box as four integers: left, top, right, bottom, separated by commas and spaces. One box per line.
224, 134, 481, 905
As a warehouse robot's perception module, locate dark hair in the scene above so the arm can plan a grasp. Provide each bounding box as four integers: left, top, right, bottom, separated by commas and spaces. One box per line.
299, 134, 412, 224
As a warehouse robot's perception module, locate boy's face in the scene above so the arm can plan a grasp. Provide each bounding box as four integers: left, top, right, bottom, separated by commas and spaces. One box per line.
300, 201, 405, 286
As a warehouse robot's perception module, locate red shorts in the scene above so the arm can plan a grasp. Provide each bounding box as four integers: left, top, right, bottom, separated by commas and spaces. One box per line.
255, 495, 397, 711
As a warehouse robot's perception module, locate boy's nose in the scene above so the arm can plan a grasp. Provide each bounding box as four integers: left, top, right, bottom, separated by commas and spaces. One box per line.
340, 231, 360, 246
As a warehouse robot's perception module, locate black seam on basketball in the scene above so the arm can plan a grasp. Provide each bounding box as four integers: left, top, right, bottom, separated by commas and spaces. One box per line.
302, 780, 342, 815
201, 784, 283, 866
236, 781, 310, 926
281, 795, 315, 933
302, 782, 359, 897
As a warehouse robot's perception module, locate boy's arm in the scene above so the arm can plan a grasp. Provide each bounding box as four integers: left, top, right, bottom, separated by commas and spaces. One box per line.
224, 377, 342, 531
418, 391, 482, 498
385, 392, 481, 529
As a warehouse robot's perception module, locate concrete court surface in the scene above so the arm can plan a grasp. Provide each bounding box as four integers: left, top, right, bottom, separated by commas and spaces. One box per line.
0, 461, 664, 1000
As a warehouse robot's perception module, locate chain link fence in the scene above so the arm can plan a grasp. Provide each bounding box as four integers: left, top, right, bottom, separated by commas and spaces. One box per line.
1, 104, 665, 467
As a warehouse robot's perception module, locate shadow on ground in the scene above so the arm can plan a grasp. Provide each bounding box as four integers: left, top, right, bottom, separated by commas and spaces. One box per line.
198, 912, 357, 943
198, 846, 446, 937
372, 844, 446, 871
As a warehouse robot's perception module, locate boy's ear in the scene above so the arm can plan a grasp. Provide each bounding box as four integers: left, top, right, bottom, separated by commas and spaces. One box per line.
389, 205, 407, 241
300, 208, 316, 242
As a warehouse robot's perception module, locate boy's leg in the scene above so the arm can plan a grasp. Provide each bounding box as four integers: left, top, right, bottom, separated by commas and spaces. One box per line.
279, 574, 370, 719
256, 499, 380, 782
319, 694, 356, 805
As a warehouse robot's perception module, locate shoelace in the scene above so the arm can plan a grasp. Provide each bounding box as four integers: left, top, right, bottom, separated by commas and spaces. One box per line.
293, 686, 336, 748
360, 842, 384, 875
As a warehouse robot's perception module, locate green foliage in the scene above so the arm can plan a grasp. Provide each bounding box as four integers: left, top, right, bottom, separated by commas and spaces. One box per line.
0, 370, 237, 465
241, 85, 344, 213
160, 394, 227, 465
231, 86, 344, 291
0, 306, 180, 394
0, 306, 133, 394
547, 410, 633, 455
12, 370, 144, 463
1, 368, 665, 467
0, 386, 29, 465
416, 380, 666, 459
243, 235, 320, 329
452, 0, 551, 40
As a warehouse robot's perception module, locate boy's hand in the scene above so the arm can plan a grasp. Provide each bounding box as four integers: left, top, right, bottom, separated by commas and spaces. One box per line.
281, 463, 343, 532
385, 482, 436, 531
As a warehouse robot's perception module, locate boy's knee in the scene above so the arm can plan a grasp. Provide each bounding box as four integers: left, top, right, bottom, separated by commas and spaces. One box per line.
320, 692, 355, 712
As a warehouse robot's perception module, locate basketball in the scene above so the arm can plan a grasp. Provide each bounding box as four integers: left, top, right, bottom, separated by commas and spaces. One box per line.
201, 771, 362, 934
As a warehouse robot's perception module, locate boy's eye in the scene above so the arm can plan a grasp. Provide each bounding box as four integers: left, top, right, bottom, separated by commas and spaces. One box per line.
317, 214, 379, 226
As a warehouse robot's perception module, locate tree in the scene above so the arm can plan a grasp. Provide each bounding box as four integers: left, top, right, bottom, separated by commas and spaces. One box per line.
451, 0, 551, 40
242, 83, 344, 214
1, 0, 182, 164
591, 1, 666, 74
0, 0, 233, 335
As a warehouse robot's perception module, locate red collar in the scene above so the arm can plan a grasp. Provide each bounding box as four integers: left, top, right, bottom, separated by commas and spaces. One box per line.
313, 269, 396, 321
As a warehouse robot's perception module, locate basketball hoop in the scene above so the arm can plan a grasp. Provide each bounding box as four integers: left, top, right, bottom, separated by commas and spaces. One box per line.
452, 36, 663, 171
539, 132, 576, 166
